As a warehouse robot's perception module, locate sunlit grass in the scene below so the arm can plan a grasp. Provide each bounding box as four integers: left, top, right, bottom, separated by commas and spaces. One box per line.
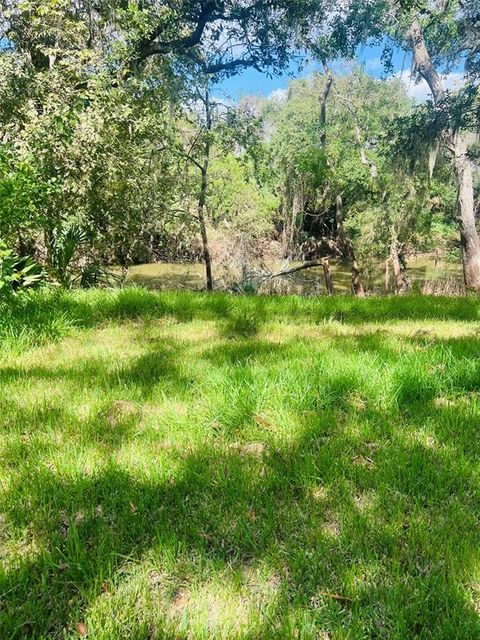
1, 288, 480, 638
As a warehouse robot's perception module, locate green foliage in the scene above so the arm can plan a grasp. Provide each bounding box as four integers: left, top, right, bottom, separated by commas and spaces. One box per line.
262, 69, 437, 263
77, 262, 118, 289
0, 243, 45, 296
387, 86, 480, 164
208, 154, 277, 228
50, 225, 88, 287
0, 145, 58, 242
266, 79, 328, 189
0, 0, 472, 290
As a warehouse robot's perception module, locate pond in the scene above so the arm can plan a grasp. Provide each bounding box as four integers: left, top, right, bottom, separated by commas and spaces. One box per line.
120, 257, 463, 294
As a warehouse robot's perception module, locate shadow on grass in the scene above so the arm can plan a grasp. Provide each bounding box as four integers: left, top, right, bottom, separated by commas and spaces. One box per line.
2, 312, 480, 637
0, 337, 192, 401
1, 421, 480, 639
2, 288, 480, 353
1, 360, 480, 638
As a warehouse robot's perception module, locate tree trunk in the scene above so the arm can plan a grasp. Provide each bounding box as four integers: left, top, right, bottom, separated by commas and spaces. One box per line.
198, 88, 213, 291
390, 237, 410, 295
318, 60, 334, 297
289, 182, 304, 256
349, 255, 365, 297
282, 170, 294, 257
354, 125, 378, 179
384, 258, 390, 293
453, 132, 480, 289
43, 226, 55, 269
319, 59, 333, 147
336, 194, 365, 297
407, 19, 445, 103
322, 258, 334, 295
407, 17, 480, 290
198, 167, 213, 291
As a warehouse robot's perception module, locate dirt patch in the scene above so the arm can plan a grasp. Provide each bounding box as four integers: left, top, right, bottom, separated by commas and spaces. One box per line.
105, 400, 138, 426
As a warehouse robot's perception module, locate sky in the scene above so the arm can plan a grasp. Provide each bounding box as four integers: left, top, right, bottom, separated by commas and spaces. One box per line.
216, 39, 465, 103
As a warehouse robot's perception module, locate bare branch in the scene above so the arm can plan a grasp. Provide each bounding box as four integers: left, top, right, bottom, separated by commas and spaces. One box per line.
138, 1, 218, 61
263, 260, 330, 279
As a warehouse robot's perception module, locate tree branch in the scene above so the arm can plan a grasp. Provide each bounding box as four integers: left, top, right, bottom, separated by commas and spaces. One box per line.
137, 1, 218, 61
319, 59, 334, 147
202, 56, 263, 74
263, 260, 330, 279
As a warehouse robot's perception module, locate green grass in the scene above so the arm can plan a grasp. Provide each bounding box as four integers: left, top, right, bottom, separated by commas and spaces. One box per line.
1, 288, 480, 639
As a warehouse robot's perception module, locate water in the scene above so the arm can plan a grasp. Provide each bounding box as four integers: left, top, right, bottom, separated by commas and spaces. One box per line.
121, 257, 462, 294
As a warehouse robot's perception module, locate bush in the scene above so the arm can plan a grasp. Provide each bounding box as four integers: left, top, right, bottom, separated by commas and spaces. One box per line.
0, 244, 45, 297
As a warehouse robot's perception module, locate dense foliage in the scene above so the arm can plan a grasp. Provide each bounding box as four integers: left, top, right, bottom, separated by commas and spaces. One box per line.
2, 3, 480, 637
0, 0, 478, 295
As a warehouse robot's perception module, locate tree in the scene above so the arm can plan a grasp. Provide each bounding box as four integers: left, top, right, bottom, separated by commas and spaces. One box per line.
383, 1, 480, 290
458, 0, 480, 79
129, 0, 326, 75
182, 85, 215, 290
319, 62, 365, 297
263, 69, 421, 293
409, 17, 480, 289
0, 0, 468, 297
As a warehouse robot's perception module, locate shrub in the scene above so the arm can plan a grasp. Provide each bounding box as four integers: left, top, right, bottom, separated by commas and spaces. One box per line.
0, 243, 45, 297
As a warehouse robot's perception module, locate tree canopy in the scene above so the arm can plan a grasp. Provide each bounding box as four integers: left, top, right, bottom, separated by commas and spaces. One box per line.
0, 0, 478, 294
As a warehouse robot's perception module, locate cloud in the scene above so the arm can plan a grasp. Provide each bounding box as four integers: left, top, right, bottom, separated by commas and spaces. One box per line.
395, 69, 466, 102
364, 57, 383, 73
268, 88, 288, 102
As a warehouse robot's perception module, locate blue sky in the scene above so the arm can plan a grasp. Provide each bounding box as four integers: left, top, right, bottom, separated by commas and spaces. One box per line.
216, 40, 410, 99
215, 40, 464, 103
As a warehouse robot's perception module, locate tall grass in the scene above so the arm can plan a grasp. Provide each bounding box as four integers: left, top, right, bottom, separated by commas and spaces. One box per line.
1, 287, 480, 351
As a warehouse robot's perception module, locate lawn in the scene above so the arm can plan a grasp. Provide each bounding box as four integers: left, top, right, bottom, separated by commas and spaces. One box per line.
1, 289, 480, 639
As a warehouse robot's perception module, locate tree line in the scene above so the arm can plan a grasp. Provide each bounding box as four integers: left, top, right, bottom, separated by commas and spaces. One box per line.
0, 0, 479, 295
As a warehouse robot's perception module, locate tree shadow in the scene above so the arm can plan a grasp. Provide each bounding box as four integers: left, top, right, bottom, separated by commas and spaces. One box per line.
0, 337, 191, 401
6, 290, 480, 355
202, 340, 288, 367
1, 392, 480, 638
3, 314, 480, 637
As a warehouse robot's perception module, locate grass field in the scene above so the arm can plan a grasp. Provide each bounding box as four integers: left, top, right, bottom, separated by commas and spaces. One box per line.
1, 289, 480, 639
